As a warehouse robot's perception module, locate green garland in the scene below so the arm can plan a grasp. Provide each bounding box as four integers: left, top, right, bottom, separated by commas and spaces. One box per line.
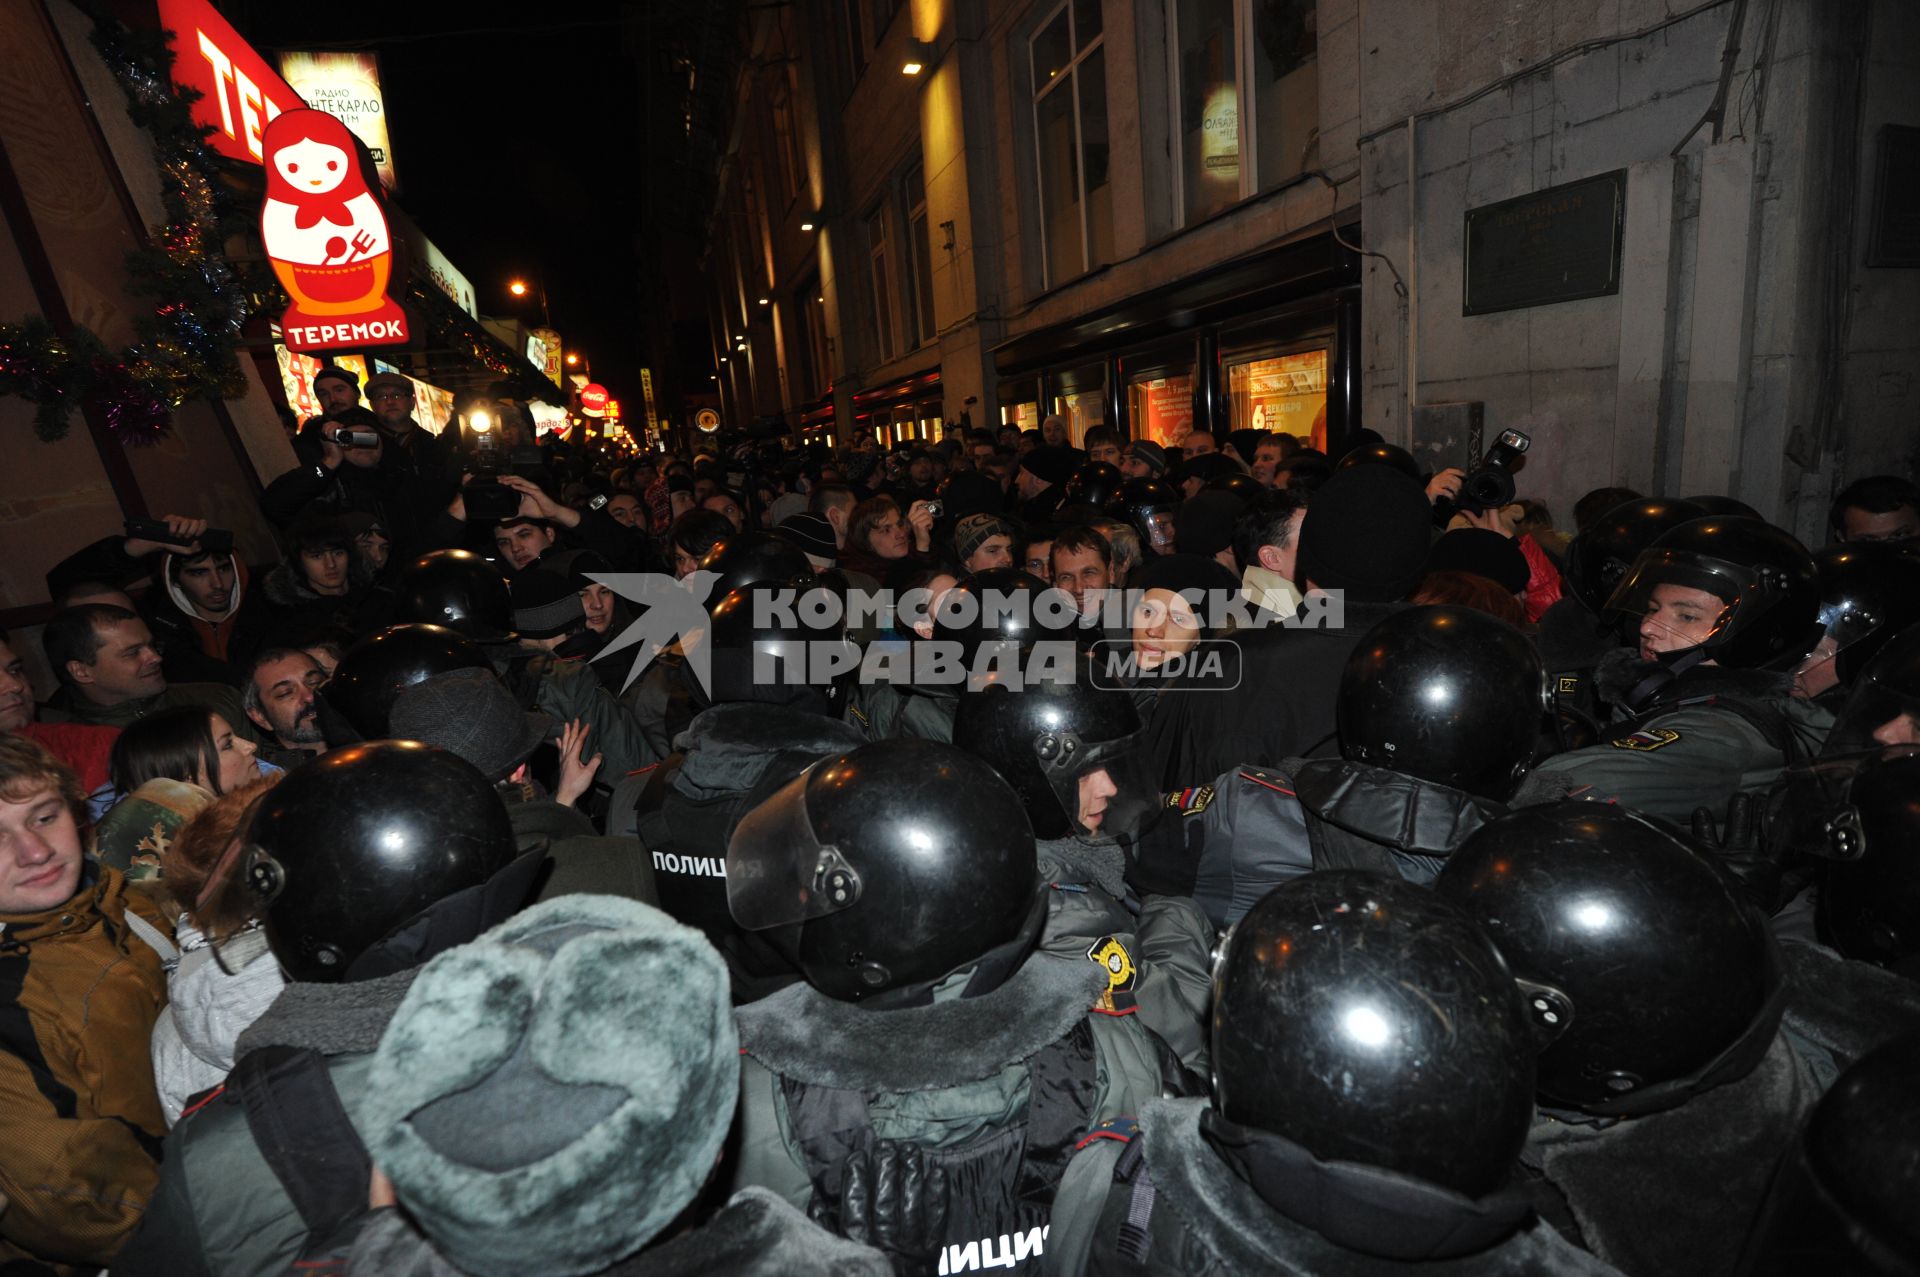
0, 7, 264, 444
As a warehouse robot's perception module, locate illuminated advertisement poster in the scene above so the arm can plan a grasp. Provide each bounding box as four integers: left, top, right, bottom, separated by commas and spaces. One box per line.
277, 51, 397, 191
418, 234, 478, 317
526, 332, 552, 376
274, 347, 369, 420
157, 0, 302, 165
1128, 375, 1195, 447
640, 367, 660, 435
1201, 84, 1239, 183
531, 327, 565, 385
1228, 350, 1328, 449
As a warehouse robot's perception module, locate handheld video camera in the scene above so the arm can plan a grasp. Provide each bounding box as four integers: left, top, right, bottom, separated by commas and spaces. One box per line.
125, 518, 234, 556
1445, 429, 1531, 517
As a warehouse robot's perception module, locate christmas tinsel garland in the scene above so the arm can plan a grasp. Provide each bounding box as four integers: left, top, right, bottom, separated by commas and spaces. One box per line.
0, 8, 259, 445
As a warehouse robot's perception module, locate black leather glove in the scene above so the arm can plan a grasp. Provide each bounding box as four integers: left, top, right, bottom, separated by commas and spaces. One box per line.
810, 1140, 950, 1274
1690, 792, 1785, 913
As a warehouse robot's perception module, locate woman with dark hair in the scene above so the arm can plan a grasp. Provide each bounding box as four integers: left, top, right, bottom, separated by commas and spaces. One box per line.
108, 707, 261, 799
839, 495, 936, 586
669, 508, 735, 579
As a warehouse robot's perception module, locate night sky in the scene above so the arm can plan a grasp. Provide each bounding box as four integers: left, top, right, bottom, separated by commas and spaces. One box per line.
230, 1, 657, 411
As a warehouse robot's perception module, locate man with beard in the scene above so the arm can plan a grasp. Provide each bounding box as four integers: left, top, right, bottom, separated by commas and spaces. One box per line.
241, 647, 329, 771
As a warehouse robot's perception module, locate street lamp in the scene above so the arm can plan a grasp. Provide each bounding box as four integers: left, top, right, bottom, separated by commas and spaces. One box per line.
507, 277, 551, 327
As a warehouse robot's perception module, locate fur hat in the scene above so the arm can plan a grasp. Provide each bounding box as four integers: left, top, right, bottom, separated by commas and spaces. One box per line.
362, 895, 739, 1276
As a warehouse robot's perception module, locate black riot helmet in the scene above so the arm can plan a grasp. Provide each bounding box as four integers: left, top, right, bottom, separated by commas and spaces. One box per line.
1205, 471, 1265, 503
1436, 802, 1784, 1117
951, 657, 1157, 841
931, 568, 1080, 668
395, 549, 516, 642
318, 624, 493, 744
244, 742, 537, 983
1824, 624, 1920, 755
1683, 494, 1765, 521
1212, 871, 1535, 1197
1335, 442, 1422, 482
726, 739, 1044, 1003
1817, 749, 1920, 973
1800, 544, 1920, 691
1736, 1032, 1920, 1277
1604, 517, 1821, 670
693, 577, 850, 715
1113, 478, 1180, 555
1338, 605, 1546, 800
696, 531, 815, 607
1061, 462, 1125, 513
1562, 497, 1708, 617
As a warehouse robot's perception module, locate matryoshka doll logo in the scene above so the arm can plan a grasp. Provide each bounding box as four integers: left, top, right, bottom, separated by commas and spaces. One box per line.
260, 109, 409, 351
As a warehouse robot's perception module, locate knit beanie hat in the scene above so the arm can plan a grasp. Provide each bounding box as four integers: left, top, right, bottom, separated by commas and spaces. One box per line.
1128, 440, 1169, 476
362, 895, 738, 1276
1425, 528, 1532, 595
1175, 490, 1250, 557
1295, 464, 1435, 603
1127, 553, 1242, 631
954, 513, 1017, 562
1020, 446, 1078, 487
775, 512, 838, 567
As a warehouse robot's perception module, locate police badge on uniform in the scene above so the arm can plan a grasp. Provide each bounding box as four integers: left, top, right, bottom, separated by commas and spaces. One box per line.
1610, 727, 1682, 751
1165, 784, 1215, 816
1087, 935, 1138, 1014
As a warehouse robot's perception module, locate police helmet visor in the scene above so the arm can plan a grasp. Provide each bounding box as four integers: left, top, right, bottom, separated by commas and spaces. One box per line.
1034, 722, 1159, 840
1825, 671, 1920, 756
1604, 549, 1753, 652
726, 762, 864, 930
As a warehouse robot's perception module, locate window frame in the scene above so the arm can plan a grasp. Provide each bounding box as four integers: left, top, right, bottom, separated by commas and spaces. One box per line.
903, 162, 937, 348
866, 204, 897, 364
1027, 0, 1108, 289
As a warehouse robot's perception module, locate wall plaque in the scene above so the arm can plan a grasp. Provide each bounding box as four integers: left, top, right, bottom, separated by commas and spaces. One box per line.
1464, 170, 1626, 315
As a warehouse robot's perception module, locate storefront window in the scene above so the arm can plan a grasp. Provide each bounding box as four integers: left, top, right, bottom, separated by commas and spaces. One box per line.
1227, 348, 1328, 449
1002, 400, 1039, 431
1127, 372, 1195, 447
1175, 0, 1239, 226
1053, 389, 1104, 446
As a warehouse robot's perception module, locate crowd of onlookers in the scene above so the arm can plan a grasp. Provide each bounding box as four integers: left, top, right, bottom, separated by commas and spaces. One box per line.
2, 355, 1919, 1275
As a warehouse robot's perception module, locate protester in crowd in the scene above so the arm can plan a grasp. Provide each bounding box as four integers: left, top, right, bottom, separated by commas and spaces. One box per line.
0, 736, 173, 1271
259, 512, 392, 640
241, 646, 330, 771
39, 604, 256, 742
1, 629, 121, 797
1092, 517, 1143, 583
838, 495, 934, 585
1015, 446, 1076, 522
107, 705, 261, 803
1231, 488, 1305, 620
670, 508, 734, 579
1050, 523, 1115, 624
1828, 474, 1920, 546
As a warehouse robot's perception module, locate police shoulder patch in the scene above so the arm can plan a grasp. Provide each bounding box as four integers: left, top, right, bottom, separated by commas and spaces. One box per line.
1610, 727, 1681, 751
1074, 1115, 1140, 1150
847, 703, 869, 728
1164, 784, 1216, 816
1087, 935, 1138, 1014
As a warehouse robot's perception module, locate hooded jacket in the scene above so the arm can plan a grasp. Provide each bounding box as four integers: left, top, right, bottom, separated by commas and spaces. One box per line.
257, 551, 394, 645
148, 551, 265, 684
0, 868, 172, 1272
149, 920, 286, 1126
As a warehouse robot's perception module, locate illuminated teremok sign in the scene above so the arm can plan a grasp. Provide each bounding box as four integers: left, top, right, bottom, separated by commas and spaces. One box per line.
260, 109, 410, 353
157, 0, 301, 164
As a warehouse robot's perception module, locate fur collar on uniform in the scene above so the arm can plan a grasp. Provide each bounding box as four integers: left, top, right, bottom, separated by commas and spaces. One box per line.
1137, 1098, 1619, 1274
1036, 835, 1129, 899
735, 951, 1107, 1093
235, 966, 420, 1058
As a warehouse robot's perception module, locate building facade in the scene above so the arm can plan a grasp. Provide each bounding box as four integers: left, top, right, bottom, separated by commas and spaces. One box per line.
705, 0, 1918, 534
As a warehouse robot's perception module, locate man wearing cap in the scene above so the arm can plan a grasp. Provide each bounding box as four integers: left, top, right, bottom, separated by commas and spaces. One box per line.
363, 371, 456, 551
1016, 446, 1077, 523
953, 513, 1017, 574
389, 669, 656, 904
1144, 462, 1434, 790
311, 366, 360, 415
1124, 439, 1169, 480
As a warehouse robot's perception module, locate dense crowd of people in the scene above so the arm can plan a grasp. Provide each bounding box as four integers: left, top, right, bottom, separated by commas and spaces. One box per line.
2, 361, 1919, 1275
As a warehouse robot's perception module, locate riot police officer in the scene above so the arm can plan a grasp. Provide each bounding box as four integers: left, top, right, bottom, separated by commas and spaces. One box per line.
1522, 517, 1829, 833
118, 744, 546, 1276
953, 660, 1213, 1069
724, 739, 1187, 1274
1133, 605, 1545, 927
1045, 872, 1618, 1275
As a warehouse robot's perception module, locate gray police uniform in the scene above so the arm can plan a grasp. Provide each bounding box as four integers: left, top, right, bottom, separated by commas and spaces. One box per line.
1138, 760, 1506, 930
728, 955, 1183, 1277
844, 678, 956, 743
1043, 1098, 1627, 1276
1519, 654, 1831, 824
1035, 835, 1213, 1075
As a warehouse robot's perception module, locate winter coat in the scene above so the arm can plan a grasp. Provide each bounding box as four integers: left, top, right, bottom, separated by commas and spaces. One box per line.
149, 919, 285, 1126
148, 552, 268, 687
0, 868, 173, 1272
40, 681, 258, 743
255, 556, 395, 646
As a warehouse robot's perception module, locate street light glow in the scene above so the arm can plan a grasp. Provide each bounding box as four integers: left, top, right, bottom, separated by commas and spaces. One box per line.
508, 280, 528, 297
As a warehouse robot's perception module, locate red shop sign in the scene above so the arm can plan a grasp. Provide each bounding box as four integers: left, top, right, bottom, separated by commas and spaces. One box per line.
156, 0, 303, 165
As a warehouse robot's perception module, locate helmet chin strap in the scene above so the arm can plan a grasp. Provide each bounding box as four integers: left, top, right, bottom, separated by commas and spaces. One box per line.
1625, 644, 1709, 710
